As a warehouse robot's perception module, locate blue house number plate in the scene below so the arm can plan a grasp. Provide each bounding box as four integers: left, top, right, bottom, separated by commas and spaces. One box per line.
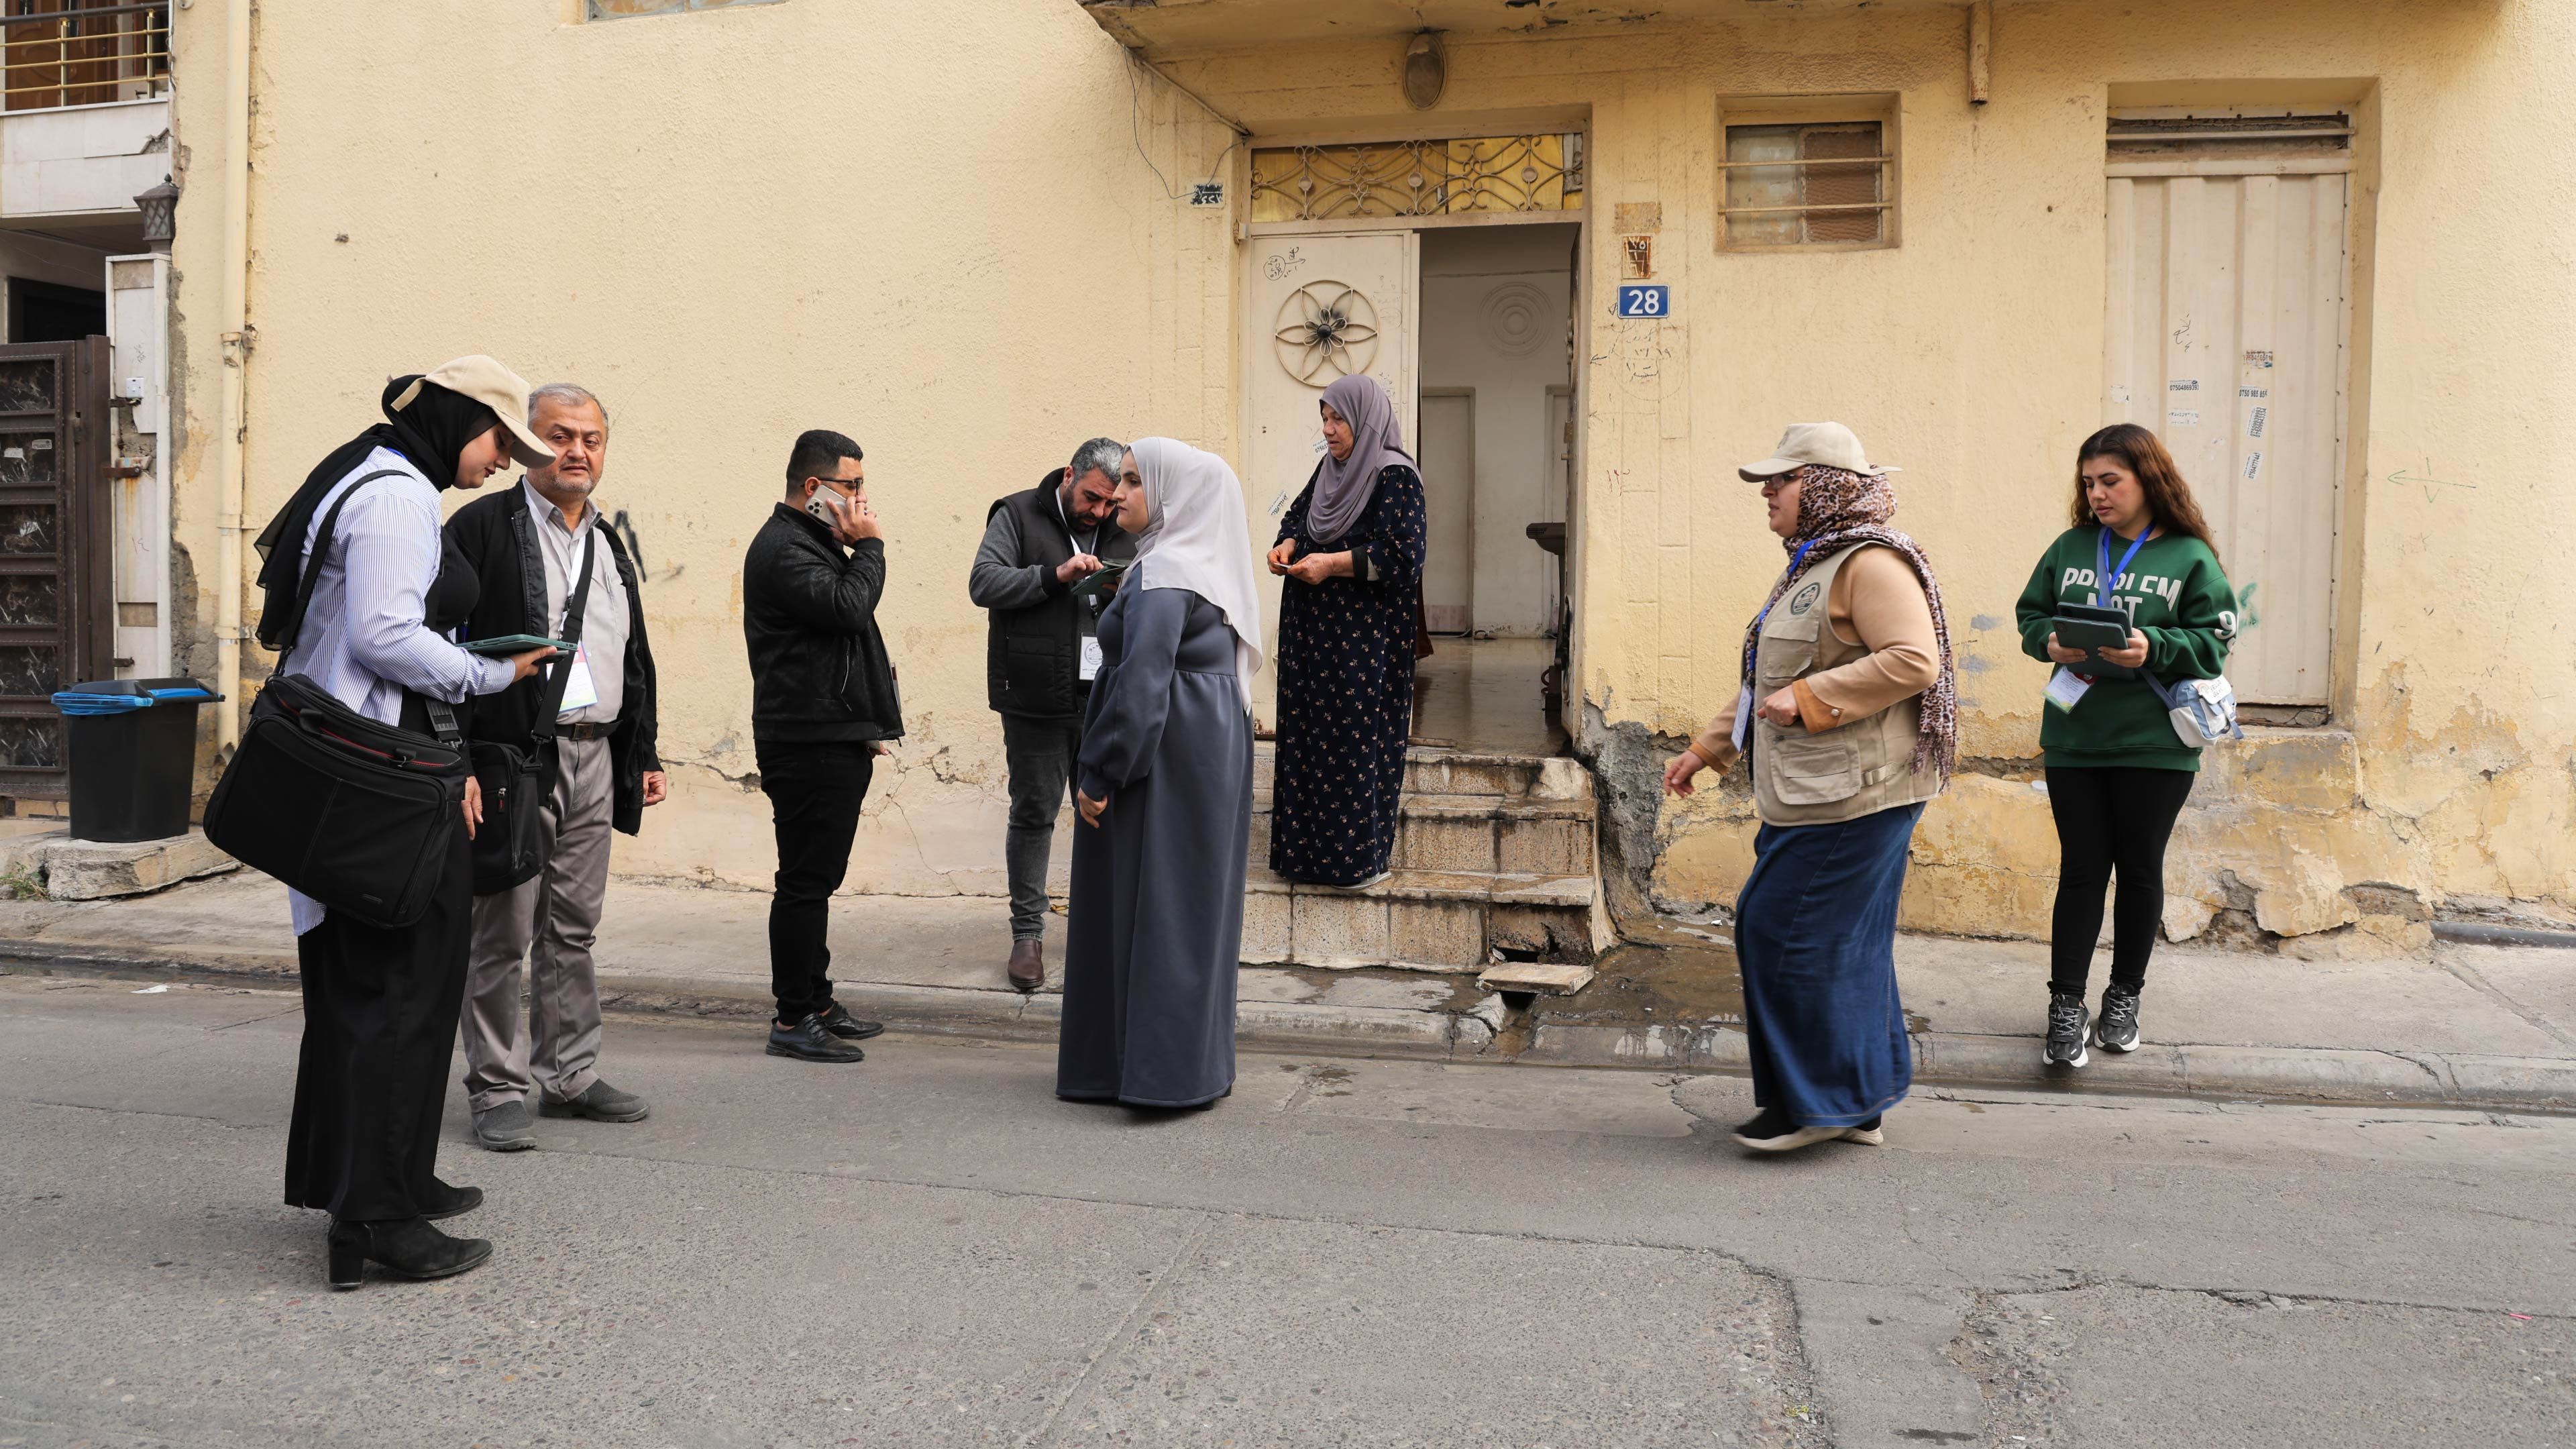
1617, 284, 1671, 318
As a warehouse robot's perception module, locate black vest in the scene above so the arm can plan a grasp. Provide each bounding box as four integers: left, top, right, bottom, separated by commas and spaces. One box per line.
985, 476, 1136, 718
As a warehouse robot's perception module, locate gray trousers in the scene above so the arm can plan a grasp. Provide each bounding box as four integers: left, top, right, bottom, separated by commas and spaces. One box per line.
1002, 712, 1085, 941
462, 735, 613, 1114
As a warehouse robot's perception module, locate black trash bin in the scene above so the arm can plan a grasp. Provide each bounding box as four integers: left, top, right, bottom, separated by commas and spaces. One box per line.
50, 678, 221, 843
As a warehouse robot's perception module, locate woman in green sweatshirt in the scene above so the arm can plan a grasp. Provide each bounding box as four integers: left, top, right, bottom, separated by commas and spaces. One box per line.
2012, 423, 2238, 1069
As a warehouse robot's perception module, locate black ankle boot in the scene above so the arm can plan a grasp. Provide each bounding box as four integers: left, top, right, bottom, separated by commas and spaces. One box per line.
327, 1216, 493, 1289
417, 1177, 483, 1222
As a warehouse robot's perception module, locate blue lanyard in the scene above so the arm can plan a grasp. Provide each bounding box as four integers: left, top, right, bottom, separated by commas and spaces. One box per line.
1748, 540, 1819, 661
2095, 525, 2153, 610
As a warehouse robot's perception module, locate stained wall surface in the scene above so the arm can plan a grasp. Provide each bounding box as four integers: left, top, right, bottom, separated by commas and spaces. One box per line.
158, 0, 2575, 951
1144, 0, 2570, 949
164, 0, 1238, 899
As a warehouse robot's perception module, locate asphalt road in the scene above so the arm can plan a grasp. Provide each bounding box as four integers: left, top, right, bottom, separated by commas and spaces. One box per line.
2, 970, 2571, 1448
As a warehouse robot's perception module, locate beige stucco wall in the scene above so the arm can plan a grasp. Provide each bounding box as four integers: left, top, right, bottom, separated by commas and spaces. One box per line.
1148, 0, 2571, 947
166, 0, 1238, 903
160, 0, 2573, 949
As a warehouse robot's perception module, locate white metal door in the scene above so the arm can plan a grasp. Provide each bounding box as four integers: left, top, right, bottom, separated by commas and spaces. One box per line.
2104, 169, 2347, 705
1417, 389, 1474, 633
1244, 231, 1419, 726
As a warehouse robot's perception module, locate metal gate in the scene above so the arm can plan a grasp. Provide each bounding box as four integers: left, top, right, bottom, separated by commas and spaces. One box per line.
0, 338, 113, 798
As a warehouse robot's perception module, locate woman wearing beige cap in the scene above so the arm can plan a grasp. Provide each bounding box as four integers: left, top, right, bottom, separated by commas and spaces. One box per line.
1663, 422, 1958, 1155
249, 356, 559, 1287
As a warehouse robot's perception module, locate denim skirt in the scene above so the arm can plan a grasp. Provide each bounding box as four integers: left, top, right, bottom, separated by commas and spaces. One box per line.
1733, 801, 1925, 1128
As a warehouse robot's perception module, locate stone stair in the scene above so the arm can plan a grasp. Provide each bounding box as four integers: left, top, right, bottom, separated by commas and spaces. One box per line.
1243, 743, 1611, 991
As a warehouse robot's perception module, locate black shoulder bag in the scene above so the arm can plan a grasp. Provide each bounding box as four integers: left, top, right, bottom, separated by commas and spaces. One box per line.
205, 471, 472, 930
467, 529, 596, 896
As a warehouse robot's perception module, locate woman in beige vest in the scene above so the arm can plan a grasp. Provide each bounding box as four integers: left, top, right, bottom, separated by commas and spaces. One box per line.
1664, 423, 1959, 1154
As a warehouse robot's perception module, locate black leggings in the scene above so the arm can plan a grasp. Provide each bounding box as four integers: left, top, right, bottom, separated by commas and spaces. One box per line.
2045, 765, 2196, 998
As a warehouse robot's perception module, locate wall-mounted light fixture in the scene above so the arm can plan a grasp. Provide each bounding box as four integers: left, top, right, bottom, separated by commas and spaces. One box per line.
1403, 31, 1446, 110
134, 179, 178, 250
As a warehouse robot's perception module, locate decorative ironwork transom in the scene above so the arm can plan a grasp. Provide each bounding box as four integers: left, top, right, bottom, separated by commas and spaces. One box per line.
1250, 134, 1585, 223
1273, 282, 1381, 386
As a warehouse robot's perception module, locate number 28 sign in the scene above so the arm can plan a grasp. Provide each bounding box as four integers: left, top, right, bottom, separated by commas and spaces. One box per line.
1616, 284, 1672, 319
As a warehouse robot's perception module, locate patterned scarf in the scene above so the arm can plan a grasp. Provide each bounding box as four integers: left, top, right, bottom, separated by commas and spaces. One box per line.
1738, 465, 1959, 781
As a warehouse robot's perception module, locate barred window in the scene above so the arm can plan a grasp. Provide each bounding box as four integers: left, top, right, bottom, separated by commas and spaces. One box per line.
1721, 121, 1890, 248
587, 0, 781, 19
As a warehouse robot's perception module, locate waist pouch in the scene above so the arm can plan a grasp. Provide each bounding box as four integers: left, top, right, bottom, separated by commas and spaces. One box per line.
204, 672, 467, 929
468, 739, 549, 897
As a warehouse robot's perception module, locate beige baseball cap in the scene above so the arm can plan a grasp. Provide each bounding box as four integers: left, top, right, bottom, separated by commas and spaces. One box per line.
1737, 421, 1897, 482
391, 355, 556, 468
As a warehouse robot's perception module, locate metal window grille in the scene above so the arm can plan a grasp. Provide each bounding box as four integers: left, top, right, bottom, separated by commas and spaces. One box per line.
1, 1, 166, 114
1248, 134, 1585, 223
2106, 111, 2352, 175
1721, 122, 1888, 247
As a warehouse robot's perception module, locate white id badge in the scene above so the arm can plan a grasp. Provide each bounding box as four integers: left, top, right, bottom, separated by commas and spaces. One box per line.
1728, 683, 1756, 753
556, 645, 600, 716
1079, 636, 1104, 682
2043, 666, 2093, 714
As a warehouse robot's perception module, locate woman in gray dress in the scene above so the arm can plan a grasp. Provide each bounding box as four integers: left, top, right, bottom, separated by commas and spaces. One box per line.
1060, 437, 1266, 1108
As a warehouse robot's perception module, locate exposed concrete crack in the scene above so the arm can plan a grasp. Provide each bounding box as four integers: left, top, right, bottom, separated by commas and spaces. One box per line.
2440, 955, 2576, 1049
21, 1099, 268, 1130
1022, 1213, 1214, 1449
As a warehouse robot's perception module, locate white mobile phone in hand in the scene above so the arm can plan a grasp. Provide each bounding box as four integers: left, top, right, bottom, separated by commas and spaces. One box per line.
805, 492, 846, 527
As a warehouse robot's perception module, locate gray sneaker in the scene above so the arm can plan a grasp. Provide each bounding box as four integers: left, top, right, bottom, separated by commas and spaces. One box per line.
2043, 991, 2090, 1069
472, 1099, 538, 1152
2093, 988, 2142, 1054
539, 1079, 651, 1122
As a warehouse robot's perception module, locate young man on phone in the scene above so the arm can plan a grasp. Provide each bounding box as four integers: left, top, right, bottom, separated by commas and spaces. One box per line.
742, 429, 906, 1063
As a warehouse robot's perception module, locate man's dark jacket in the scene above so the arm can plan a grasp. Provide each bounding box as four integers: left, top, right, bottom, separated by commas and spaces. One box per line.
446, 483, 661, 835
983, 469, 1137, 719
743, 502, 904, 743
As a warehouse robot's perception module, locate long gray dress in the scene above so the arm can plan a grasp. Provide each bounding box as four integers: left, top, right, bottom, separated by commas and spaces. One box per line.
1057, 582, 1252, 1108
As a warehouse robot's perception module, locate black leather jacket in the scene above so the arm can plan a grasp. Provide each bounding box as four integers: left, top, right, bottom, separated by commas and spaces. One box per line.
741, 502, 903, 743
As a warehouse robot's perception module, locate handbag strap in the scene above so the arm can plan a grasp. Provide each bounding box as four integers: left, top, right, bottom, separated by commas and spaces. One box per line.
529, 528, 600, 744
274, 468, 415, 678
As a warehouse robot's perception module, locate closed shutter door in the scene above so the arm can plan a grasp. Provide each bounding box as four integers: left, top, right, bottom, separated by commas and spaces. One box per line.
2104, 113, 2352, 706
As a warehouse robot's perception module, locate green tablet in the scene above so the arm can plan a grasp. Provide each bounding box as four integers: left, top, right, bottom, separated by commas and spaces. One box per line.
460, 634, 573, 656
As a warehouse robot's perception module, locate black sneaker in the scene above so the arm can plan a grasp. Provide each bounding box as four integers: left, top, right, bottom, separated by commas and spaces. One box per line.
767, 1014, 865, 1063
816, 1002, 885, 1041
2094, 987, 2141, 1053
2044, 991, 2090, 1069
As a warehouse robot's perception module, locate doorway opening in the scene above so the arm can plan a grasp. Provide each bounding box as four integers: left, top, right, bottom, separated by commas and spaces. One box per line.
1410, 222, 1578, 755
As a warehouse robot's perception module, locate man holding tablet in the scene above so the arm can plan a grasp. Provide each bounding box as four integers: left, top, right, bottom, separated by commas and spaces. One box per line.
445, 383, 665, 1150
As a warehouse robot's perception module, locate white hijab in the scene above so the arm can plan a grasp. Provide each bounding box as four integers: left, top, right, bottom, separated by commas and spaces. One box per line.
1128, 436, 1266, 713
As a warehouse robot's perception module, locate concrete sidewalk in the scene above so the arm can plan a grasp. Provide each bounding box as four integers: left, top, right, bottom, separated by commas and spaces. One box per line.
2, 870, 2569, 1113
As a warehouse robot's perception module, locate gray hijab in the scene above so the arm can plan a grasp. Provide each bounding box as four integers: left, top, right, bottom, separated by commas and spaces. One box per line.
1304, 373, 1414, 547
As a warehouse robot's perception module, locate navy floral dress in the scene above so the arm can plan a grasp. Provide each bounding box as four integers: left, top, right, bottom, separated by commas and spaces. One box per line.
1269, 464, 1428, 885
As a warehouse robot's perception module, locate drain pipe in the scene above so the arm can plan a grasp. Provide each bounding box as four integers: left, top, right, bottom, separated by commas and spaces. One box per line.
212, 0, 254, 749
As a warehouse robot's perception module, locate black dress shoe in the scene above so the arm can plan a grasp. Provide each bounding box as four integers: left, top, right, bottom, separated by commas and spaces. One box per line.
768, 1014, 865, 1063
417, 1177, 483, 1222
816, 1002, 885, 1041
327, 1216, 492, 1289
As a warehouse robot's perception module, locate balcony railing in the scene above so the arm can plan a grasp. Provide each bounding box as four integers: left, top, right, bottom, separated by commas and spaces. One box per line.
3, 1, 167, 115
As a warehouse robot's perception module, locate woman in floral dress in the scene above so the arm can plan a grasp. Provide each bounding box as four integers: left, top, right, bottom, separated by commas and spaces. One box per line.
1264, 374, 1428, 888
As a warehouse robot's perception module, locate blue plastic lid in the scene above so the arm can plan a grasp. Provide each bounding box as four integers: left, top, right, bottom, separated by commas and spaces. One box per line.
50, 677, 219, 715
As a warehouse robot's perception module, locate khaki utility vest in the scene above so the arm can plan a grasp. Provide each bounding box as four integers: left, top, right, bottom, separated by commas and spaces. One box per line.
1750, 542, 1945, 826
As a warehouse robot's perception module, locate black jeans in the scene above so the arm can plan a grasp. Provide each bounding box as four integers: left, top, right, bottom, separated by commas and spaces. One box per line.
757, 739, 877, 1024
1001, 712, 1084, 941
2045, 765, 2196, 998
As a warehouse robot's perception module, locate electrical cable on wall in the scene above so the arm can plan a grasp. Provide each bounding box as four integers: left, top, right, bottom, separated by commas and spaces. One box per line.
1125, 49, 1244, 201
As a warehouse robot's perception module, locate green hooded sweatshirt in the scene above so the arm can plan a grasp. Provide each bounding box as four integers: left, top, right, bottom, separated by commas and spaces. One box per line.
2013, 525, 2238, 772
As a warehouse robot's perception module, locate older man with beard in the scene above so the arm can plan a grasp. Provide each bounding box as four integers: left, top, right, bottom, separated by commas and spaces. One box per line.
445, 383, 666, 1150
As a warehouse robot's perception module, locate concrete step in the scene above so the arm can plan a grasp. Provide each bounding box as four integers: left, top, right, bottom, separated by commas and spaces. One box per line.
1253, 743, 1592, 802
1242, 866, 1611, 973
1248, 790, 1597, 880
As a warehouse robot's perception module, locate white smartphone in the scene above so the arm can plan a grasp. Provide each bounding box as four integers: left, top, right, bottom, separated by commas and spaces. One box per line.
805, 490, 846, 527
